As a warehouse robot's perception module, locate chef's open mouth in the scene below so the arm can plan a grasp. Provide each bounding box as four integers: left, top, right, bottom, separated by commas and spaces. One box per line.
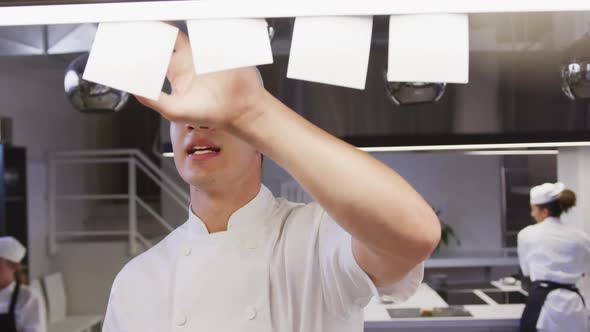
187, 146, 221, 155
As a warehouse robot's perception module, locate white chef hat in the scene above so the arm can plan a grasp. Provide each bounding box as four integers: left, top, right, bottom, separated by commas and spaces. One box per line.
530, 182, 566, 205
0, 236, 26, 264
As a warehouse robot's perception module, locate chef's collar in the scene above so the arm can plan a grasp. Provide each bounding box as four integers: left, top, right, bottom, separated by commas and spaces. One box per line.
543, 216, 562, 224
186, 184, 276, 235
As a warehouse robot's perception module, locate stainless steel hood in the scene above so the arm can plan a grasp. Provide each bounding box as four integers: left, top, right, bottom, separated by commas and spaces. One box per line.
2, 13, 590, 149
0, 23, 96, 56
257, 13, 590, 147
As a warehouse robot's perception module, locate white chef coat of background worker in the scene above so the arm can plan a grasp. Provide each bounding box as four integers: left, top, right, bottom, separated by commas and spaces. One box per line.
518, 183, 590, 332
0, 237, 47, 332
103, 26, 440, 332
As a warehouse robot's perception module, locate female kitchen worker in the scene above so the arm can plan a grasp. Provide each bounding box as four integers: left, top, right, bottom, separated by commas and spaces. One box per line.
518, 182, 590, 332
0, 236, 46, 332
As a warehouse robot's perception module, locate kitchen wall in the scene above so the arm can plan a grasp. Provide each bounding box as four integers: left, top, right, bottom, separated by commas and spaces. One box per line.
264, 151, 519, 285
0, 56, 137, 317
557, 147, 590, 308
0, 55, 104, 280
0, 57, 101, 162
263, 152, 504, 254
51, 241, 129, 315
376, 151, 504, 253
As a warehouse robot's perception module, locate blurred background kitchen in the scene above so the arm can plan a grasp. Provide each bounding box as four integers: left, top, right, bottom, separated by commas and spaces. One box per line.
0, 10, 590, 332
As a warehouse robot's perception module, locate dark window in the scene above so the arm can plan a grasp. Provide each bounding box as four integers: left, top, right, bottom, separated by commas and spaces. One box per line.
501, 154, 557, 247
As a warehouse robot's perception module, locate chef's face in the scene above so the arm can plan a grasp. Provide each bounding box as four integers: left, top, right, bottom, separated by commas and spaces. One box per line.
0, 258, 16, 285
530, 205, 549, 223
170, 122, 261, 187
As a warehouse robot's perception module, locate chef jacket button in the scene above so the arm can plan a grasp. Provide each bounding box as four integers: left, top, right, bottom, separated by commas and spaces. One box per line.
183, 246, 192, 256
245, 306, 257, 320
176, 314, 188, 326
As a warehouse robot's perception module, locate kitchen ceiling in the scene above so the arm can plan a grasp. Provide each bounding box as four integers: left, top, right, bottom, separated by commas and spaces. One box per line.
1, 12, 589, 56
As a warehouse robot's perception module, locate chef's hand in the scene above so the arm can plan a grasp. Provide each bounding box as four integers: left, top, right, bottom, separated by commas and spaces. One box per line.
135, 29, 265, 129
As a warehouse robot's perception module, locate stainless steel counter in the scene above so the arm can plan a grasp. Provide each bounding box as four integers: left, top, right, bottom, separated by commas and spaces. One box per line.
364, 283, 524, 332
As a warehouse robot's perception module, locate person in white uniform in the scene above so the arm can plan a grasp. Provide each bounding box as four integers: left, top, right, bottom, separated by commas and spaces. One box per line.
518, 182, 590, 332
103, 28, 441, 332
0, 236, 46, 332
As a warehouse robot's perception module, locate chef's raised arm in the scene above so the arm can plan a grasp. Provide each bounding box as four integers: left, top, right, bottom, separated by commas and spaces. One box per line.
316, 206, 424, 318
138, 32, 440, 291
134, 29, 441, 314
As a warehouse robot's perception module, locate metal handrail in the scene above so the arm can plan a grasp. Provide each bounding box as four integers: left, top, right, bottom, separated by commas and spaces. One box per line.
58, 230, 129, 237
132, 150, 188, 200
51, 149, 189, 203
55, 194, 129, 201
135, 162, 187, 209
136, 196, 175, 233
48, 149, 189, 256
135, 233, 153, 249
53, 157, 131, 165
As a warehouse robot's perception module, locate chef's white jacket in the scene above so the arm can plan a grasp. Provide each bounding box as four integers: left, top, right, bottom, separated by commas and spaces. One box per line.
0, 281, 46, 332
518, 216, 590, 331
103, 185, 423, 332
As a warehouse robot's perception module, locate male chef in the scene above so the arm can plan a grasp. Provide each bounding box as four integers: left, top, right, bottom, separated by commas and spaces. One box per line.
103, 28, 440, 332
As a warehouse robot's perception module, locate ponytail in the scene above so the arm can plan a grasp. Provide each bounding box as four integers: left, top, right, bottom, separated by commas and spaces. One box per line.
539, 189, 577, 217
558, 189, 577, 213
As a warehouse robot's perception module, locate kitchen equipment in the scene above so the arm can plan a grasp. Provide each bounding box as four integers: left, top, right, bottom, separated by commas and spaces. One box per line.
383, 69, 447, 106
64, 53, 130, 113
501, 277, 518, 285
436, 290, 488, 305
483, 290, 528, 304
0, 117, 12, 145
561, 33, 590, 100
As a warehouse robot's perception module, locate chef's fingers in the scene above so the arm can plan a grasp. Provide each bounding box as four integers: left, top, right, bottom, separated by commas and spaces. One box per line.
135, 92, 179, 121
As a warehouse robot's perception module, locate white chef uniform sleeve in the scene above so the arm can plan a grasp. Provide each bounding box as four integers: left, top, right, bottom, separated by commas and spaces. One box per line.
20, 286, 47, 332
584, 233, 590, 277
317, 208, 424, 318
517, 230, 530, 277
103, 278, 126, 332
